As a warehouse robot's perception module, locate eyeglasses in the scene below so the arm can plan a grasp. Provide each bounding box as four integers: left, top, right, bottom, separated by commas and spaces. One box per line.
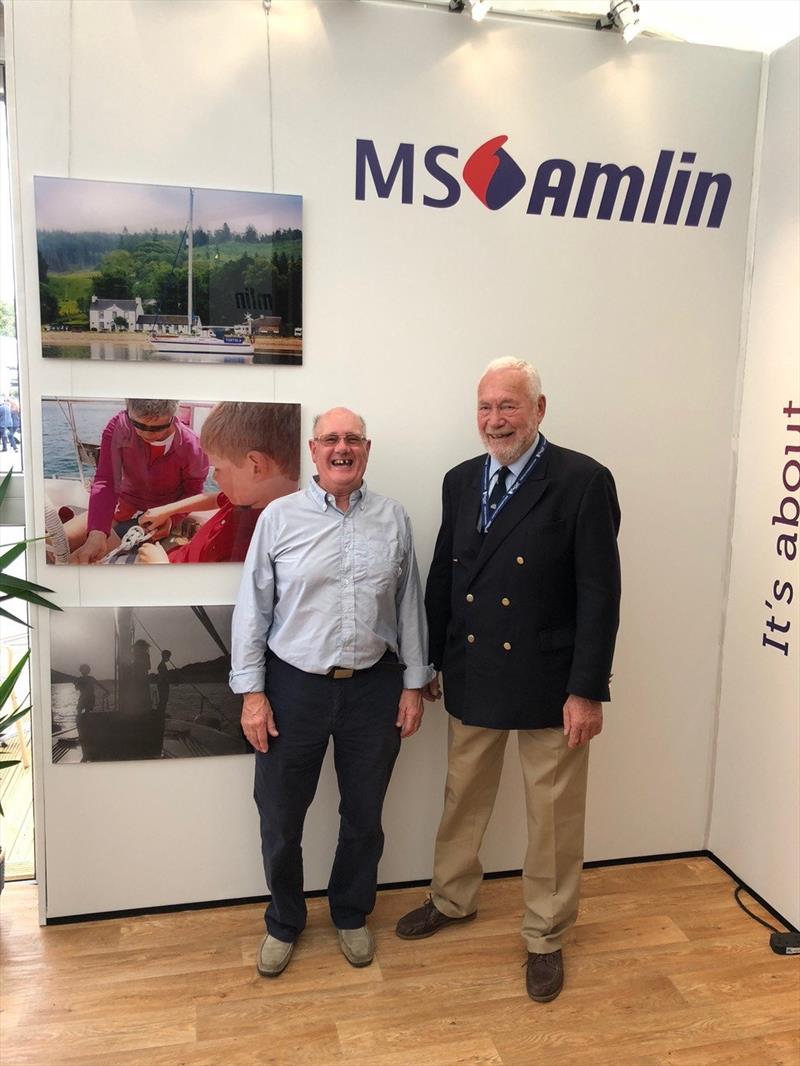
127, 413, 174, 433
313, 434, 368, 447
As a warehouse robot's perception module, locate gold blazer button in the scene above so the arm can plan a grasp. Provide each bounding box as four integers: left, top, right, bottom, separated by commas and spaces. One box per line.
503, 642, 512, 651
516, 556, 524, 565
467, 634, 476, 643
466, 593, 474, 603
501, 597, 510, 606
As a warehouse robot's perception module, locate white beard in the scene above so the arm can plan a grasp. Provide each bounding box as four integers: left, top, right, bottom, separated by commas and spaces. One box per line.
482, 430, 536, 466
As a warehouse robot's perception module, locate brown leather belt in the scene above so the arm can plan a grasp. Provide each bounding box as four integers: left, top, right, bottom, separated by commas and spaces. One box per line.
325, 650, 399, 679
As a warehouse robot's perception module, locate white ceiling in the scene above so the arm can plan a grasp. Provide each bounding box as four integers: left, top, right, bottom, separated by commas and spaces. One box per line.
399, 0, 800, 54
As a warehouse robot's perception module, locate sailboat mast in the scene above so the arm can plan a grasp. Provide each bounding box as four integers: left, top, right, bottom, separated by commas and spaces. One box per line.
115, 607, 136, 715
187, 188, 194, 334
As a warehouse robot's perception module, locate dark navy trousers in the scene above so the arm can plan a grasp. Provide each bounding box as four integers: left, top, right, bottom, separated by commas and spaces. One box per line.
254, 654, 403, 943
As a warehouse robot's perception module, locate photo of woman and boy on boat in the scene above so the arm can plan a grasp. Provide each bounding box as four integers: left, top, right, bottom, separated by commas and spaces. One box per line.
42, 396, 300, 565
50, 605, 249, 762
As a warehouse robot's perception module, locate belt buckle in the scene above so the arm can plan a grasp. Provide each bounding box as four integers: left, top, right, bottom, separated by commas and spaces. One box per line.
332, 667, 354, 679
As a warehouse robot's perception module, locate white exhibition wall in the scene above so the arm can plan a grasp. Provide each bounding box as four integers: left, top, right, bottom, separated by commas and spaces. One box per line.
709, 37, 800, 928
6, 0, 764, 918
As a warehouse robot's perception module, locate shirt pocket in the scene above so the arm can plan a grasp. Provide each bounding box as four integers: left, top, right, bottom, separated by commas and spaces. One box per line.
355, 539, 404, 591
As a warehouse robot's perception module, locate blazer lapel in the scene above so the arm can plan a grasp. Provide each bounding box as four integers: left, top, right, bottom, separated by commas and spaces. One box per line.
453, 459, 485, 555
466, 450, 551, 585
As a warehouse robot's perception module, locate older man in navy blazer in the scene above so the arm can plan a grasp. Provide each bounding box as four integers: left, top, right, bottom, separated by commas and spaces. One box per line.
396, 357, 621, 1002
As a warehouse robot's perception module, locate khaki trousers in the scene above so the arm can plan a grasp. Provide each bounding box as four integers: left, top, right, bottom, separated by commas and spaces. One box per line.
431, 716, 590, 953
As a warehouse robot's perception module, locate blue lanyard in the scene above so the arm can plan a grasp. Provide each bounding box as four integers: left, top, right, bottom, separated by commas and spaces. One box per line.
480, 435, 548, 533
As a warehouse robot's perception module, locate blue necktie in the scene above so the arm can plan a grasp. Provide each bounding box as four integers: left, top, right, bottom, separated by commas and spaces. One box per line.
488, 466, 509, 513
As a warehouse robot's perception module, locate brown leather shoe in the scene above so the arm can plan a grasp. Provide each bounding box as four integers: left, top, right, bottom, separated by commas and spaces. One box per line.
395, 896, 477, 940
525, 949, 563, 1002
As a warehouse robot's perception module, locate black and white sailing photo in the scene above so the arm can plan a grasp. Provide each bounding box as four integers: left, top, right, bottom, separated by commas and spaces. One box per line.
50, 605, 249, 763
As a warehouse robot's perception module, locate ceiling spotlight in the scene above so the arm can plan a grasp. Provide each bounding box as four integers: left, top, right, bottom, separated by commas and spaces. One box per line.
449, 0, 493, 19
597, 0, 642, 44
469, 0, 493, 20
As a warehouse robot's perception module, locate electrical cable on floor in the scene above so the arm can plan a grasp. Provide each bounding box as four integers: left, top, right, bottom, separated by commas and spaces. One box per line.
734, 886, 800, 956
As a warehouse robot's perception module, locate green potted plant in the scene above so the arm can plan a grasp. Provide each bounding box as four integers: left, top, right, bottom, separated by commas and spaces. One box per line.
0, 469, 61, 891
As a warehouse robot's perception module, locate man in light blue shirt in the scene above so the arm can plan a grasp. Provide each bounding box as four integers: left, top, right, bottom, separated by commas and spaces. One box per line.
231, 406, 433, 977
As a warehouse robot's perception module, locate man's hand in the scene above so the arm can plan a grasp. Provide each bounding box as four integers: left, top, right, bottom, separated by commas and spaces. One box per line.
422, 673, 442, 702
71, 530, 108, 565
396, 688, 424, 739
139, 507, 173, 541
241, 692, 279, 753
563, 694, 603, 749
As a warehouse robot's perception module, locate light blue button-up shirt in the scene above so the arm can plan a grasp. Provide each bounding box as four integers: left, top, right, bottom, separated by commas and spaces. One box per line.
230, 478, 434, 692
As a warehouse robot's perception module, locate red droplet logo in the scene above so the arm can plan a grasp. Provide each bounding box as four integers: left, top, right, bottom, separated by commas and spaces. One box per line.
463, 135, 527, 210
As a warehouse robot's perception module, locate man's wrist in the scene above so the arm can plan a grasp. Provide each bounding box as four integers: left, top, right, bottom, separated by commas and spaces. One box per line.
229, 669, 267, 694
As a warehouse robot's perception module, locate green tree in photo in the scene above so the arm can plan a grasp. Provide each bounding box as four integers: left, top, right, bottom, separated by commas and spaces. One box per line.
157, 267, 189, 318
92, 250, 136, 300
288, 256, 302, 328
191, 259, 211, 325
243, 257, 273, 301
38, 251, 59, 326
58, 297, 81, 321
139, 261, 172, 304
207, 255, 251, 325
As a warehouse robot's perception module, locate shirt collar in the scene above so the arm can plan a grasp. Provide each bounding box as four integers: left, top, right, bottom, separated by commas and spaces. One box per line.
307, 476, 367, 512
488, 433, 540, 483
150, 431, 175, 454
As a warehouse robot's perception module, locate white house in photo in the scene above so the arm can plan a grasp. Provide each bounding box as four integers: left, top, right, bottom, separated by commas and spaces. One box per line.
88, 295, 143, 332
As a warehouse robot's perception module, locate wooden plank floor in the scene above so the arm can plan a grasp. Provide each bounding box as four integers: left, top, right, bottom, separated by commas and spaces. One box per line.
1, 859, 798, 1065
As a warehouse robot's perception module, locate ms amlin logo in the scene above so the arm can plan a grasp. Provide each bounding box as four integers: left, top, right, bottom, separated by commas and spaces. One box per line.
355, 135, 732, 228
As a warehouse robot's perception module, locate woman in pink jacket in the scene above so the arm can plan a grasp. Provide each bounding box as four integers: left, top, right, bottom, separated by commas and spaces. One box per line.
68, 398, 209, 564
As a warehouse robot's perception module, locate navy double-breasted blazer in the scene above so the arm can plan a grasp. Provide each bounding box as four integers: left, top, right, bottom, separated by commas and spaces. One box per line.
426, 442, 621, 730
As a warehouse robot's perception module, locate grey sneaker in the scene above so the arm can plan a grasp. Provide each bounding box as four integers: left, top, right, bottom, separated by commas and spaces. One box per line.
257, 934, 294, 977
337, 925, 375, 967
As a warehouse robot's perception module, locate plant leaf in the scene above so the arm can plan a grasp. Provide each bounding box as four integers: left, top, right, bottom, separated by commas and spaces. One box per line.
0, 468, 12, 509
0, 585, 61, 611
0, 605, 31, 627
0, 541, 27, 571
0, 704, 32, 731
0, 572, 57, 595
0, 650, 30, 710
0, 535, 48, 550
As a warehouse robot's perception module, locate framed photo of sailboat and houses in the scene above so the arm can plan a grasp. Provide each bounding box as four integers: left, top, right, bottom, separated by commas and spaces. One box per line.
34, 176, 302, 366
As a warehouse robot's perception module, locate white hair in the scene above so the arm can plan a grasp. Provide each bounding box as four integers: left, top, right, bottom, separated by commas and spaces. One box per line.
312, 408, 367, 436
480, 358, 542, 402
